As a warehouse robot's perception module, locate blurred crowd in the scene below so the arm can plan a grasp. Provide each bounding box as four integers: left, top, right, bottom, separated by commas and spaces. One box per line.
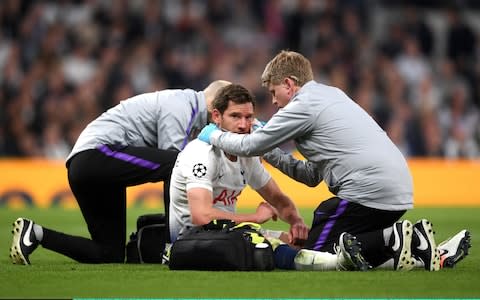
1, 0, 479, 159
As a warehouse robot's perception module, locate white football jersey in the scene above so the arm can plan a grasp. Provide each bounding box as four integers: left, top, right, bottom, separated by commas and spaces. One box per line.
169, 139, 271, 241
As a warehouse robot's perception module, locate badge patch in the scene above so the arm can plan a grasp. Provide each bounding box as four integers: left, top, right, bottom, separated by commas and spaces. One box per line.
192, 163, 207, 178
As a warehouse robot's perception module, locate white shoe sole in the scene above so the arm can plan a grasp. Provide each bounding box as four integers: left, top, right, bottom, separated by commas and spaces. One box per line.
337, 232, 370, 271
415, 219, 440, 271
10, 218, 30, 265
393, 221, 415, 271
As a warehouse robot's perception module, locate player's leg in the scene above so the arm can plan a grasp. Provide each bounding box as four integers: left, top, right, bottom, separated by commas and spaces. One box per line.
10, 150, 127, 264
376, 219, 416, 271
45, 149, 127, 262
94, 145, 178, 242
265, 236, 342, 271
95, 145, 179, 185
376, 218, 442, 271
41, 184, 126, 263
303, 197, 407, 268
163, 178, 172, 242
64, 146, 177, 260
263, 199, 370, 271
293, 232, 371, 271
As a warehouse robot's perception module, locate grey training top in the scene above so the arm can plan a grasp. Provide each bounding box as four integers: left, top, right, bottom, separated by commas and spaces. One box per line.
67, 89, 207, 162
211, 80, 413, 211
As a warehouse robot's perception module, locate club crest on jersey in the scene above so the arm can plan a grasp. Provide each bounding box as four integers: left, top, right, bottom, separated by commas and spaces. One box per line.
192, 163, 207, 178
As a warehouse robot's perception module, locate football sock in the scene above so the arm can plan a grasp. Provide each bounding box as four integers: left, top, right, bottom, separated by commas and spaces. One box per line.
301, 251, 337, 271
376, 258, 424, 269
383, 227, 392, 246
356, 230, 392, 267
33, 224, 43, 242
41, 227, 108, 263
273, 244, 298, 269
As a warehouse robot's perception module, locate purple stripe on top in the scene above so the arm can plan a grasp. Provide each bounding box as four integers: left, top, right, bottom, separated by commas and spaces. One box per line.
181, 97, 199, 150
313, 199, 348, 250
97, 145, 160, 170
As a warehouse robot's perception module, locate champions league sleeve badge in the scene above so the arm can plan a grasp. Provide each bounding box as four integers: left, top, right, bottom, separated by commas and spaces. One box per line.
192, 163, 207, 178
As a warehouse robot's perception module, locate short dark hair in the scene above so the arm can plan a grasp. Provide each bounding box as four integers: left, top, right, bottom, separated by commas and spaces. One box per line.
212, 84, 256, 114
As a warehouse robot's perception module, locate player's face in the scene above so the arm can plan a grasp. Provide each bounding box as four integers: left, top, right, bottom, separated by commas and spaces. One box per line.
267, 78, 296, 109
213, 101, 254, 134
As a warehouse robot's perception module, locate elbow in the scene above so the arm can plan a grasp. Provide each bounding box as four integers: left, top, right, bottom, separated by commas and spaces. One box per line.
305, 180, 319, 187
191, 212, 212, 226
303, 173, 322, 187
294, 176, 319, 187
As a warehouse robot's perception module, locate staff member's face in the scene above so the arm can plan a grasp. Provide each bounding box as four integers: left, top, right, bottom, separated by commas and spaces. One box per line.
267, 77, 297, 109
212, 100, 254, 134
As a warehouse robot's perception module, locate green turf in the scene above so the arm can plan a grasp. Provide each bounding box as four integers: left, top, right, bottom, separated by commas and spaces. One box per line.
0, 207, 478, 299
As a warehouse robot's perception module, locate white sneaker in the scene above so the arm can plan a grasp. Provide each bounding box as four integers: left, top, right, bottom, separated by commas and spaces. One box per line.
335, 232, 371, 271
438, 230, 471, 268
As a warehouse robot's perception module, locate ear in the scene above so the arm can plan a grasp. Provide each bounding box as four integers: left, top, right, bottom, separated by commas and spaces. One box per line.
211, 109, 221, 125
283, 77, 295, 90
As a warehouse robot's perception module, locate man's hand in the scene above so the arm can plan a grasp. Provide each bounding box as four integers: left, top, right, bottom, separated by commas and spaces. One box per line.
251, 119, 267, 132
198, 123, 220, 144
255, 202, 277, 224
287, 219, 309, 247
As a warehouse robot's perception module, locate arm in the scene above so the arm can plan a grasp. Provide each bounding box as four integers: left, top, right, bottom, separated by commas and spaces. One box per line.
208, 99, 313, 156
263, 148, 323, 187
156, 90, 202, 151
188, 187, 275, 225
255, 178, 309, 244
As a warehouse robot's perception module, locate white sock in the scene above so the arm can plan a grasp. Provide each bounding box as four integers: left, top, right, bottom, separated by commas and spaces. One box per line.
376, 258, 424, 270
376, 258, 394, 269
33, 224, 43, 242
383, 227, 393, 247
312, 251, 338, 271
294, 249, 338, 271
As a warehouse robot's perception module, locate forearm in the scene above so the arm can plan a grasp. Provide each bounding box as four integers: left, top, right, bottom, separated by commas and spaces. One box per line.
211, 130, 274, 157
191, 207, 264, 225
274, 197, 304, 226
263, 148, 322, 187
257, 179, 303, 226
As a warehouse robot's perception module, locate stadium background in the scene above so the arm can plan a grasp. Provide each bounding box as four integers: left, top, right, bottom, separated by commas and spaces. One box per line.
1, 0, 480, 209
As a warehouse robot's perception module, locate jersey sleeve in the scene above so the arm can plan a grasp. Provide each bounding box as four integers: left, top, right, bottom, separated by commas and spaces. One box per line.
180, 141, 216, 191
242, 157, 271, 190
156, 101, 192, 151
212, 99, 314, 156
263, 147, 323, 187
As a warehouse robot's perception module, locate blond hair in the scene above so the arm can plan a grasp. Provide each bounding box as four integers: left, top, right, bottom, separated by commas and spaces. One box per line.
261, 50, 313, 87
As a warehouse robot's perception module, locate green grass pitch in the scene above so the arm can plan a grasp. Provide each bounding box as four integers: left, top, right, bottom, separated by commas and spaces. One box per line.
0, 206, 478, 299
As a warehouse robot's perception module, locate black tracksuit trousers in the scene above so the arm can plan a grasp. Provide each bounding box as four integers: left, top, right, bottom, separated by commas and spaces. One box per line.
41, 145, 178, 263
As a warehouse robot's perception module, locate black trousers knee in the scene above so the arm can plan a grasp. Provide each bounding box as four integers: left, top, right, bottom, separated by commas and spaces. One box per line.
42, 145, 178, 263
304, 197, 406, 267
